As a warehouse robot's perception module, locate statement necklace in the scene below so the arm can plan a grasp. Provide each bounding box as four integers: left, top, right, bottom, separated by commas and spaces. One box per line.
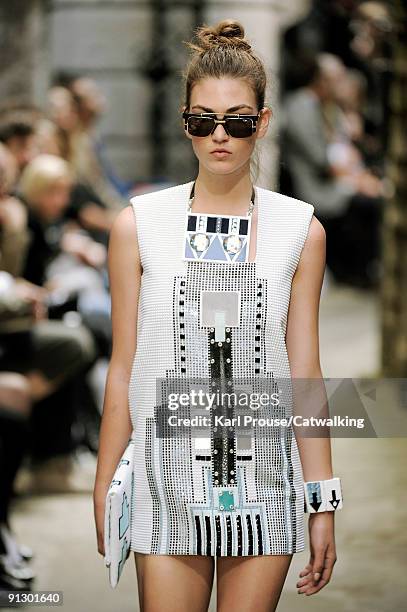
182, 181, 255, 263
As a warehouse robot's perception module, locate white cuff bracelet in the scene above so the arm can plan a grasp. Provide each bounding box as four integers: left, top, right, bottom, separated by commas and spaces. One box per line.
304, 477, 343, 513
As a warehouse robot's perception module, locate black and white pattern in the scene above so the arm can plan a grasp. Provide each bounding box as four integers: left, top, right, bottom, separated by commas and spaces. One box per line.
128, 181, 315, 556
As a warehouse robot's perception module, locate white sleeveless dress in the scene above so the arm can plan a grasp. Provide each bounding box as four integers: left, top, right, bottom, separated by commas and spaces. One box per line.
128, 180, 314, 556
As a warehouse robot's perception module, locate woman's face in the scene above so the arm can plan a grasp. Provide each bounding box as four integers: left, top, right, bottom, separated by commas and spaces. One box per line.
0, 145, 17, 197
184, 77, 271, 177
48, 87, 79, 133
34, 177, 72, 222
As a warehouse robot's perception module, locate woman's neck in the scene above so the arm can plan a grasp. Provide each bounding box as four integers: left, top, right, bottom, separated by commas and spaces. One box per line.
192, 167, 254, 216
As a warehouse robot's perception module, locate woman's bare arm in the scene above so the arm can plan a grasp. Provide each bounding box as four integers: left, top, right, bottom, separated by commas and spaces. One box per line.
286, 215, 333, 481
287, 215, 338, 596
93, 204, 141, 543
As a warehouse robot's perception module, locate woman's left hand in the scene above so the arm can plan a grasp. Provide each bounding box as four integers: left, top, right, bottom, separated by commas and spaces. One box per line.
296, 512, 337, 596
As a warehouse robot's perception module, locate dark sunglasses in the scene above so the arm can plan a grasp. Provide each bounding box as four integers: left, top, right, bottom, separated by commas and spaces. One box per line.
182, 111, 260, 138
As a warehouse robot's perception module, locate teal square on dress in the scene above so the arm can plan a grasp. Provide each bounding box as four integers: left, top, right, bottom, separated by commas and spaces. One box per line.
218, 491, 235, 511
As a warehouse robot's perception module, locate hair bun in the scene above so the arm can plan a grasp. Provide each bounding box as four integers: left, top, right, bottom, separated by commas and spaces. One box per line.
193, 19, 252, 53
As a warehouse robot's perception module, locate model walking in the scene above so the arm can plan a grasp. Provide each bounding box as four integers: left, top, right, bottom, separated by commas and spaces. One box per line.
94, 19, 341, 611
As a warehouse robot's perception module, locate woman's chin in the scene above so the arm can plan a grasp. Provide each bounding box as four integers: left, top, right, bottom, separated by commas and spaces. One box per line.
203, 159, 244, 176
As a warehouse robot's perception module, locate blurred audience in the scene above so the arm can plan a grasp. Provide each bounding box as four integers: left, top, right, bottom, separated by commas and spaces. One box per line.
68, 76, 132, 209
17, 154, 112, 359
280, 0, 393, 289
0, 44, 151, 592
0, 84, 125, 589
40, 85, 117, 242
281, 52, 384, 287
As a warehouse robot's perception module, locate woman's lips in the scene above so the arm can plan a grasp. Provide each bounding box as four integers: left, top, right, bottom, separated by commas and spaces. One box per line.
210, 150, 232, 159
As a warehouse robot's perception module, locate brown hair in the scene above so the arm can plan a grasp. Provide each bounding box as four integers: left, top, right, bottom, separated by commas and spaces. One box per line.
182, 19, 267, 112
182, 19, 267, 181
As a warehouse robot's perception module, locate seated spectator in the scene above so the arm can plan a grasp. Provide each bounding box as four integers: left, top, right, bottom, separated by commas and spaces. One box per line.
333, 68, 384, 170
39, 88, 117, 241
18, 154, 112, 357
0, 109, 39, 177
46, 86, 79, 161
333, 69, 368, 144
280, 53, 383, 288
35, 117, 66, 159
0, 143, 30, 276
68, 77, 130, 209
18, 154, 106, 285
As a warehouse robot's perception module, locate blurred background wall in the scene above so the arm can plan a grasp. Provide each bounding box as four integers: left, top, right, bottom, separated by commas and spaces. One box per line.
1, 0, 312, 187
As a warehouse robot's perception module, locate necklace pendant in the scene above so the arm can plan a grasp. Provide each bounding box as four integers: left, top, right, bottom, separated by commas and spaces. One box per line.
183, 212, 252, 263
190, 233, 210, 253
183, 182, 256, 264
223, 234, 243, 255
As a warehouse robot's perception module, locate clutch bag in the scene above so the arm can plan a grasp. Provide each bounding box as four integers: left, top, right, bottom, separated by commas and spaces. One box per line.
104, 434, 136, 588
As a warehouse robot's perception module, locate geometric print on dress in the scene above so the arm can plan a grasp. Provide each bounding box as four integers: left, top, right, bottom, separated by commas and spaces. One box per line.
145, 261, 297, 555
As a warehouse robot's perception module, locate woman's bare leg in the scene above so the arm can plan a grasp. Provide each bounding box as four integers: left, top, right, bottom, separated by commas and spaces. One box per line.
134, 552, 215, 612
216, 554, 293, 612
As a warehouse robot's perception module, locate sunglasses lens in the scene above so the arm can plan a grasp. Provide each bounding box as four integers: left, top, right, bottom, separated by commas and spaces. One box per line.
187, 116, 214, 136
226, 118, 254, 138
185, 115, 257, 137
